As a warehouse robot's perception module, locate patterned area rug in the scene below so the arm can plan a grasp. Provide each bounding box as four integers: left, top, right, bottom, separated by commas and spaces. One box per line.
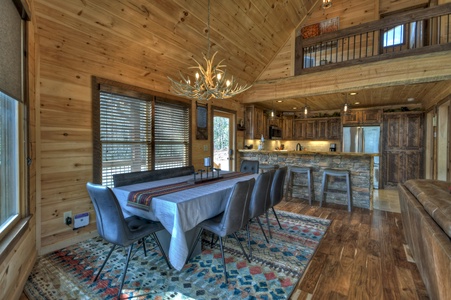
24, 211, 331, 299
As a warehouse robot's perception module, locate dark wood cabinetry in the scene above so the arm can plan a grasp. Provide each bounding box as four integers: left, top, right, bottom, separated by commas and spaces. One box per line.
293, 117, 341, 140
267, 117, 281, 128
282, 116, 293, 140
342, 109, 382, 125
327, 118, 341, 139
245, 105, 267, 139
382, 112, 424, 187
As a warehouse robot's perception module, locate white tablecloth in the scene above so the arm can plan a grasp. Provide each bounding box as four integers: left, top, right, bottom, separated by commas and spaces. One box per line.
112, 172, 257, 270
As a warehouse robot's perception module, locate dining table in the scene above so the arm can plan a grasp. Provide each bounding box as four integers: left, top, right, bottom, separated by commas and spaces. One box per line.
112, 171, 258, 271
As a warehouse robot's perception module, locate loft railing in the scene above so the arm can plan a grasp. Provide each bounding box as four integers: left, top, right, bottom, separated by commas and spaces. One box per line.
295, 3, 451, 75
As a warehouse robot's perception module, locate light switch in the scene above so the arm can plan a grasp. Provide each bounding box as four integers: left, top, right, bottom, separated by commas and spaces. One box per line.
203, 145, 208, 151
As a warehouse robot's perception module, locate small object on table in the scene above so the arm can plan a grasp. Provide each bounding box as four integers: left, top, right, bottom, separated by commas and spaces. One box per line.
204, 157, 211, 178
214, 168, 221, 178
198, 169, 205, 181
193, 172, 198, 182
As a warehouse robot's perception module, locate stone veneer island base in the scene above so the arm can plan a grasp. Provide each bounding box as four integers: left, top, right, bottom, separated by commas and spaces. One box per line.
239, 150, 376, 210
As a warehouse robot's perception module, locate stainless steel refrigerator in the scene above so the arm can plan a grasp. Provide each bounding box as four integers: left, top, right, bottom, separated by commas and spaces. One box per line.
342, 126, 380, 188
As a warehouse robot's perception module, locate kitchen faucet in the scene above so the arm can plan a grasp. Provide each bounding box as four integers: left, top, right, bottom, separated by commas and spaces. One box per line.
296, 143, 302, 151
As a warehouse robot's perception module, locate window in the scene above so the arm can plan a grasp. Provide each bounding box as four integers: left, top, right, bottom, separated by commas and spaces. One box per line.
383, 25, 405, 47
93, 81, 190, 187
0, 0, 28, 238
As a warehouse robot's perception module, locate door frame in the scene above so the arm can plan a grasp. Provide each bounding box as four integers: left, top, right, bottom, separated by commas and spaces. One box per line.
210, 106, 237, 171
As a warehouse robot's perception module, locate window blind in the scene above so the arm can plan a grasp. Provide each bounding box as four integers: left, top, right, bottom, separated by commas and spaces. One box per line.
154, 98, 190, 169
100, 92, 152, 187
97, 87, 190, 187
0, 0, 23, 101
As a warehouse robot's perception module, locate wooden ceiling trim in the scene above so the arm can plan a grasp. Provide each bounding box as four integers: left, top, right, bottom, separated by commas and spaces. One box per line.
242, 51, 451, 103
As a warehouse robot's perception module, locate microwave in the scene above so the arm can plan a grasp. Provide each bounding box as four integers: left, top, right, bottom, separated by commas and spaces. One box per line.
269, 125, 282, 140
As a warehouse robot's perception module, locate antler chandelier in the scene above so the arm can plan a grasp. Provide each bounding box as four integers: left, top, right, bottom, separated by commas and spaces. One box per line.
168, 0, 251, 101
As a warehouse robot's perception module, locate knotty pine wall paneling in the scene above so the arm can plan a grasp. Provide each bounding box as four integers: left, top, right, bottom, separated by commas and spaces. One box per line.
34, 0, 245, 253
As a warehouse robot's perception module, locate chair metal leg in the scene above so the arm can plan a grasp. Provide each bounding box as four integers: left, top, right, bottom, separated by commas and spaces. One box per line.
232, 232, 250, 263
218, 237, 228, 284
117, 244, 134, 299
346, 173, 352, 212
94, 244, 116, 281
142, 238, 147, 257
151, 233, 171, 269
256, 216, 269, 243
265, 210, 272, 239
246, 223, 252, 259
272, 207, 282, 229
307, 171, 313, 206
320, 172, 327, 207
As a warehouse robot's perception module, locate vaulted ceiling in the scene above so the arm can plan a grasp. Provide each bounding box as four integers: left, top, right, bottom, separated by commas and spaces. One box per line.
34, 0, 451, 111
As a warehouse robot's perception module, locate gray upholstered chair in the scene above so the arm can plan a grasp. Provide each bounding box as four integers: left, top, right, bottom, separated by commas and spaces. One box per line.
240, 160, 259, 174
188, 178, 255, 283
247, 170, 274, 257
86, 182, 170, 298
266, 166, 288, 238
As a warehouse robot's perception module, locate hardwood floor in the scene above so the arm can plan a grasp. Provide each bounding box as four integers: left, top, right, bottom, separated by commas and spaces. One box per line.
277, 194, 429, 299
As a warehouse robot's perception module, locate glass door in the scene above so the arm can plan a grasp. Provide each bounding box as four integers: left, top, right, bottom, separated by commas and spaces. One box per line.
213, 110, 235, 171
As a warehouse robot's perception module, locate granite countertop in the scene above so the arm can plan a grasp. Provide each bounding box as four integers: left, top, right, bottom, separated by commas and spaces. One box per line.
238, 149, 379, 157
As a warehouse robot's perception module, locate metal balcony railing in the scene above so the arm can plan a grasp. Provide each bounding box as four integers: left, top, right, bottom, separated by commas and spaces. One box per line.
295, 3, 451, 74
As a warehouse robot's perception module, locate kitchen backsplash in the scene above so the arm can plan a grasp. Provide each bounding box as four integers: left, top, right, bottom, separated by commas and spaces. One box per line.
244, 139, 341, 152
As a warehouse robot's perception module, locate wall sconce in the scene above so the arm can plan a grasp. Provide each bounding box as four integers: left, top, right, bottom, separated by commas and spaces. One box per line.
322, 0, 332, 9
304, 105, 308, 115
343, 103, 349, 112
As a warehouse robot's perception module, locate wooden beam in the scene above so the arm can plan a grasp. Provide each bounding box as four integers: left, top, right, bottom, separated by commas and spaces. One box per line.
241, 50, 451, 103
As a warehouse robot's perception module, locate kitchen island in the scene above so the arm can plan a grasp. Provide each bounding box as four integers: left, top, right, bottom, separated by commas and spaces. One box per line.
239, 150, 377, 210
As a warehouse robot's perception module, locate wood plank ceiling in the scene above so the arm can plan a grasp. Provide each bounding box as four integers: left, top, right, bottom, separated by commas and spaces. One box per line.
34, 0, 450, 112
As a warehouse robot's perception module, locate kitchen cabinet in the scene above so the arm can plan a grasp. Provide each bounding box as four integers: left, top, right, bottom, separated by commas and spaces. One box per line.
282, 116, 293, 140
294, 119, 315, 139
382, 112, 424, 187
268, 117, 282, 128
342, 109, 382, 125
245, 105, 267, 139
317, 119, 328, 139
293, 117, 340, 140
327, 117, 341, 139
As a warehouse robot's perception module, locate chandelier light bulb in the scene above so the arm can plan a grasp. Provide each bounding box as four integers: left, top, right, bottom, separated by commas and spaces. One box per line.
304, 106, 308, 115
217, 73, 222, 80
344, 103, 348, 112
271, 110, 274, 117
226, 80, 231, 87
322, 0, 332, 9
195, 72, 199, 80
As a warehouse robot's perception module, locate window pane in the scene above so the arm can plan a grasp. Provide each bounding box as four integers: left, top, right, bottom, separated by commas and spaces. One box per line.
384, 25, 404, 47
0, 92, 19, 229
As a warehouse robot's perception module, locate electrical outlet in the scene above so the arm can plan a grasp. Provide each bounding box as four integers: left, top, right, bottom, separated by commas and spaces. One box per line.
63, 211, 72, 225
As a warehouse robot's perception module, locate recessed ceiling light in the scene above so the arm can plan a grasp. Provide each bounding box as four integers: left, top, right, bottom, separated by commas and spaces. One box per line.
292, 107, 297, 110
276, 100, 283, 103
349, 92, 357, 96
407, 97, 415, 102
354, 102, 360, 105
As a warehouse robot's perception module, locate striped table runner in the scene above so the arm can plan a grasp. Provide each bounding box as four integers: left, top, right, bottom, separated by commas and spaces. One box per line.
126, 172, 250, 211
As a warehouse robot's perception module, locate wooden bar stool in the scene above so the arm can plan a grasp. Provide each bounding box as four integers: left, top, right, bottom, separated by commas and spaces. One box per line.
320, 168, 352, 211
259, 164, 279, 173
285, 166, 314, 205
